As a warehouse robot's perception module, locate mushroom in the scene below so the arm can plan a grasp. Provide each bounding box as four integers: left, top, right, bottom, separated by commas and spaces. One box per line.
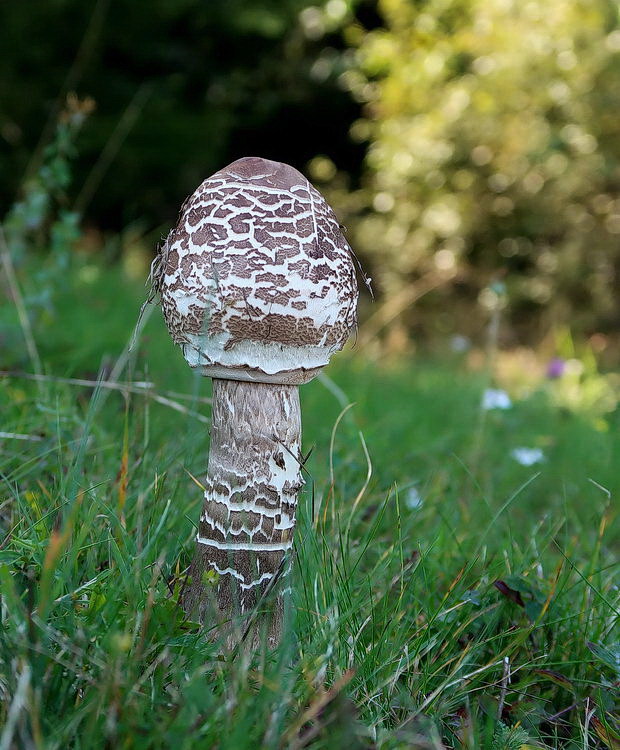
155, 156, 358, 645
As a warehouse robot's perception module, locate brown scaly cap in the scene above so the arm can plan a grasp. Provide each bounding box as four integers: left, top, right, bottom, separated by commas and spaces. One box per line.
157, 156, 358, 384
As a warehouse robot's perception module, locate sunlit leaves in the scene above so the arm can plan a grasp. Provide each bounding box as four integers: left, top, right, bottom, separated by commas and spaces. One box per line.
341, 0, 620, 341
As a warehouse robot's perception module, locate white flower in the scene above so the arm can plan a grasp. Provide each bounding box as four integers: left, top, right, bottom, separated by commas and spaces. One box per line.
405, 487, 423, 510
510, 447, 545, 466
450, 334, 471, 353
482, 388, 512, 410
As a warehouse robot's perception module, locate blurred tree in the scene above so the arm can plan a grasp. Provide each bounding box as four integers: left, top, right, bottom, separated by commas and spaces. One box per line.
5, 0, 620, 348
0, 0, 365, 237
337, 0, 620, 346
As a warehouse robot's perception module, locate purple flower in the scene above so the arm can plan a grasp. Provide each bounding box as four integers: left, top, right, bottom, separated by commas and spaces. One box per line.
546, 357, 565, 379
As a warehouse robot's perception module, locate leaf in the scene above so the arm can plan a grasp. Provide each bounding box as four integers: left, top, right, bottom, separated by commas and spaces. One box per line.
502, 575, 546, 603
591, 715, 620, 749
495, 576, 550, 620
532, 669, 574, 691
524, 600, 543, 622
492, 721, 533, 750
462, 589, 482, 606
586, 641, 620, 677
494, 580, 525, 607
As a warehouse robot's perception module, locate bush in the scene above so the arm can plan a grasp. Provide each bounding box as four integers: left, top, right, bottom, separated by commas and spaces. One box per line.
336, 0, 620, 346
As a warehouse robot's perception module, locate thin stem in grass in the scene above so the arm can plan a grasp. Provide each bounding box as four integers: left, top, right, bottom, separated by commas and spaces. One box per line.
0, 226, 42, 378
553, 542, 620, 619
1, 370, 211, 419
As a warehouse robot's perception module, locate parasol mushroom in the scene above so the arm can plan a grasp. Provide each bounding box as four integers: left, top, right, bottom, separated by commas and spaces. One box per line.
154, 156, 358, 645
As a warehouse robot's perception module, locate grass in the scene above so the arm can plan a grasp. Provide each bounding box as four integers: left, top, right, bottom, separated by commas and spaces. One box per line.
0, 259, 618, 749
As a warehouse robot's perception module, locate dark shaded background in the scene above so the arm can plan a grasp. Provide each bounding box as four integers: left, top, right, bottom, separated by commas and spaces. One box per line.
0, 0, 374, 232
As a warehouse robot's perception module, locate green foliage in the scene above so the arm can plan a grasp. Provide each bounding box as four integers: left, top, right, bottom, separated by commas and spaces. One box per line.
0, 96, 92, 369
492, 721, 534, 750
4, 94, 91, 262
0, 261, 618, 747
338, 0, 620, 343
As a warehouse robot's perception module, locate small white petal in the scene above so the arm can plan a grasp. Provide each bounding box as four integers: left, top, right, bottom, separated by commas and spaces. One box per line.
450, 334, 470, 352
510, 447, 545, 466
405, 487, 423, 510
482, 388, 512, 410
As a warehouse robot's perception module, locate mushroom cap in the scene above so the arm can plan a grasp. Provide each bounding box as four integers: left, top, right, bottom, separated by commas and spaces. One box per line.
158, 157, 358, 384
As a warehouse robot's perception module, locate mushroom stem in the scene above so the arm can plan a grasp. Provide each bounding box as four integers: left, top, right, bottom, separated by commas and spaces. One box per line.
181, 378, 303, 645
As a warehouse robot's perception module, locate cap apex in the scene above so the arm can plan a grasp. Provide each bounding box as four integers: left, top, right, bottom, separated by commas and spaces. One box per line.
219, 157, 306, 192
